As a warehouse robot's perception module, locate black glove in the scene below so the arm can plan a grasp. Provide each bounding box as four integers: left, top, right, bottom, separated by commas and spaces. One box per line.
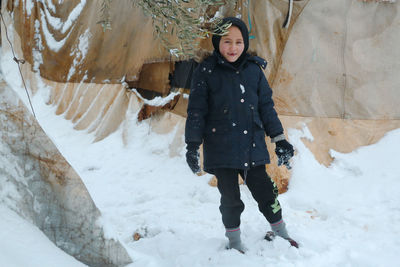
186, 143, 201, 174
275, 140, 294, 169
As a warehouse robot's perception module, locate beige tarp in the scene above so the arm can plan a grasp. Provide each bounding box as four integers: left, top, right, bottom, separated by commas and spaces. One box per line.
271, 0, 400, 165
2, 0, 400, 192
5, 0, 167, 83
273, 0, 400, 120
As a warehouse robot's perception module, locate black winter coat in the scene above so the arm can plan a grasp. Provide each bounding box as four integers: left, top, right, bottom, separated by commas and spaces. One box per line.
185, 52, 283, 174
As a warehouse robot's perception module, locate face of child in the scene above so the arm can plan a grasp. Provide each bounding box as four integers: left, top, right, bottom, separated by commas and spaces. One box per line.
219, 26, 244, 63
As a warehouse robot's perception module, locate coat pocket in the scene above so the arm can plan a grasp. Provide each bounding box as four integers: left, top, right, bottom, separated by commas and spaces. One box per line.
204, 120, 231, 156
204, 120, 230, 135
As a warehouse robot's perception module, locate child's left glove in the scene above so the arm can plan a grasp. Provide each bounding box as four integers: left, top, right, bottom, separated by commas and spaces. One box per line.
275, 140, 294, 169
185, 143, 201, 174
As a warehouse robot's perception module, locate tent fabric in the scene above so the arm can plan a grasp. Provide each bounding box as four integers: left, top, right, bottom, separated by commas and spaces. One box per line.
272, 0, 400, 120
5, 0, 169, 83
2, 0, 400, 194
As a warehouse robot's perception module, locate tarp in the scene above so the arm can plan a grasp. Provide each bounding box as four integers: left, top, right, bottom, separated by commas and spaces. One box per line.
272, 0, 400, 120
2, 0, 400, 193
5, 0, 168, 83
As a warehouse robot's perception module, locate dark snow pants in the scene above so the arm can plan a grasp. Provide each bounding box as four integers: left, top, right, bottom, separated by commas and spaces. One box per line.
214, 165, 282, 229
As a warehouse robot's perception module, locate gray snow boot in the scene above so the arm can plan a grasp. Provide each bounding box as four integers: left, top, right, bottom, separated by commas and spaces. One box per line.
225, 227, 245, 253
269, 220, 299, 248
270, 219, 290, 239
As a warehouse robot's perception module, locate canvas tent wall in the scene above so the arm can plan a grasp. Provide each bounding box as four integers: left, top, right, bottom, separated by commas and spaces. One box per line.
2, 0, 400, 191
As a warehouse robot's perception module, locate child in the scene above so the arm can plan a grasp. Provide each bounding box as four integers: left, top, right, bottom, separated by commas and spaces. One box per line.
185, 17, 298, 252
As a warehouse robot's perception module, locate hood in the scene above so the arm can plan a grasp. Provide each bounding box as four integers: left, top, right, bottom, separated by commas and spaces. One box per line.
211, 17, 249, 55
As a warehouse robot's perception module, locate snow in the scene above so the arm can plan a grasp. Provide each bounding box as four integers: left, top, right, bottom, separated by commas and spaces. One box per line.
169, 48, 180, 58
0, 205, 85, 267
240, 84, 245, 94
38, 0, 87, 52
33, 19, 44, 72
67, 28, 91, 80
39, 8, 71, 52
40, 0, 86, 34
2, 52, 400, 267
44, 0, 56, 13
24, 0, 35, 17
131, 88, 181, 106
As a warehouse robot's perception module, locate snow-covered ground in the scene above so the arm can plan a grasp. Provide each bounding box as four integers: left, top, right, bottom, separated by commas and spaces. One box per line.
1, 50, 400, 266
0, 205, 85, 267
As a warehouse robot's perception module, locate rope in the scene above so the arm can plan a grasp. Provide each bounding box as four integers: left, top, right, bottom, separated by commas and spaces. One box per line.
247, 0, 255, 40
0, 11, 36, 118
282, 0, 293, 28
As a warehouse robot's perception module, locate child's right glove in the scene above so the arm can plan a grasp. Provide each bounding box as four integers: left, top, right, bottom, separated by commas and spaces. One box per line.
185, 143, 201, 174
275, 139, 294, 169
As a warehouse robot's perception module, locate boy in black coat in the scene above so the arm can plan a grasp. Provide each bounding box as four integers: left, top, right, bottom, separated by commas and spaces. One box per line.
185, 17, 298, 252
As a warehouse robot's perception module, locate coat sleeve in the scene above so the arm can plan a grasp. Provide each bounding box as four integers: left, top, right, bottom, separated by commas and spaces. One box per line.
257, 69, 284, 137
185, 65, 209, 145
